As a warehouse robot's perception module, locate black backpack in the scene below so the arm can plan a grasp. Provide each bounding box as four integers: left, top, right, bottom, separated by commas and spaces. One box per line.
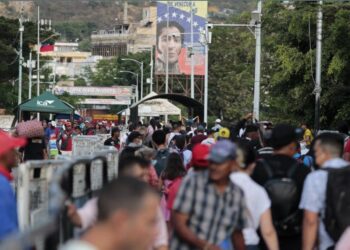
323, 166, 350, 243
154, 149, 170, 177
260, 159, 302, 236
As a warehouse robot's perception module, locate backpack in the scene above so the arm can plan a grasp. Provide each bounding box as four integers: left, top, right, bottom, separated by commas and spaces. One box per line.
260, 159, 302, 236
323, 166, 350, 243
154, 149, 170, 177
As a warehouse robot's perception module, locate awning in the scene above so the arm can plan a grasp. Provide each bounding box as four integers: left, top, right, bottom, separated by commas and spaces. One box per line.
17, 91, 75, 114
126, 92, 181, 117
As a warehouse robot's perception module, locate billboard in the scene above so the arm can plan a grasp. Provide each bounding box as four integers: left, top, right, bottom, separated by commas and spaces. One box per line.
53, 86, 133, 97
79, 98, 131, 105
156, 1, 208, 76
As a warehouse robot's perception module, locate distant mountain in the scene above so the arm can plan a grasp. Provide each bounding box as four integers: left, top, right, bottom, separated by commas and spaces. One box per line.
0, 0, 256, 26
0, 0, 255, 45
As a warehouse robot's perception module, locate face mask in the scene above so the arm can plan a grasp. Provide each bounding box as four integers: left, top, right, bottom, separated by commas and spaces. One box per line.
151, 160, 157, 166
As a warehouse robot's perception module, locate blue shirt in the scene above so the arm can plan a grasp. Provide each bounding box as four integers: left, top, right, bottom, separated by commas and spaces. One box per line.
299, 158, 348, 250
0, 174, 18, 240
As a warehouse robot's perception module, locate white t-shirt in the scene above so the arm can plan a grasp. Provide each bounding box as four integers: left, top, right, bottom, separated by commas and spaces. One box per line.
60, 240, 97, 250
230, 172, 271, 245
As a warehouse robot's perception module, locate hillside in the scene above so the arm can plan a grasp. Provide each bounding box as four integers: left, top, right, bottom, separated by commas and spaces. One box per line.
0, 0, 256, 26
0, 0, 256, 49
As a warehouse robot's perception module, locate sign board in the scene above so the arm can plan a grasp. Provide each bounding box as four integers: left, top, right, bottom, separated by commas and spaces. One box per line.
93, 114, 119, 121
79, 98, 131, 105
155, 1, 208, 75
53, 86, 133, 97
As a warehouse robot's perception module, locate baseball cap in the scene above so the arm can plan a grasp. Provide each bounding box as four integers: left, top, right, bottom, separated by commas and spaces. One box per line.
208, 140, 237, 164
218, 127, 230, 139
191, 144, 210, 168
215, 118, 222, 123
270, 124, 298, 150
0, 130, 26, 156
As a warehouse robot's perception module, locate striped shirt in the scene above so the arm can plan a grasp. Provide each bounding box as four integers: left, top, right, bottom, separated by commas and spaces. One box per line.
170, 171, 250, 250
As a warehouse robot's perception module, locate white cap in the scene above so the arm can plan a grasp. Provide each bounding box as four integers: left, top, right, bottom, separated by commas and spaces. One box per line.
215, 119, 222, 123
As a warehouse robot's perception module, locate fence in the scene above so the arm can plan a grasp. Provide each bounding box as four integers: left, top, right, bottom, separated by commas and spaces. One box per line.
0, 146, 119, 250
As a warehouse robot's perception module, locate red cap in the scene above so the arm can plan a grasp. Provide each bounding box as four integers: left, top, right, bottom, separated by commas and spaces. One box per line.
0, 130, 26, 156
191, 144, 210, 168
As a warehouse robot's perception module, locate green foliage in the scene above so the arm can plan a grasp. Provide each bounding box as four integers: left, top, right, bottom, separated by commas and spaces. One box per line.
0, 17, 54, 112
87, 51, 151, 96
208, 1, 350, 128
261, 1, 350, 128
58, 92, 81, 108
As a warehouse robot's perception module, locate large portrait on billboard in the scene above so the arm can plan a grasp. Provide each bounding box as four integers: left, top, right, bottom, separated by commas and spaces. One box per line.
156, 1, 208, 76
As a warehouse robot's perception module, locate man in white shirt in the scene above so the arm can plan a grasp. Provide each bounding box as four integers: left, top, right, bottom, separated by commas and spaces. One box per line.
300, 133, 348, 250
61, 177, 159, 250
230, 142, 279, 250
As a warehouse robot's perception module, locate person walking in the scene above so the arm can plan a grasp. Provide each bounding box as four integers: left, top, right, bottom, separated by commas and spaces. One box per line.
0, 130, 26, 240
300, 133, 349, 250
252, 124, 310, 250
231, 142, 279, 250
62, 177, 160, 250
171, 140, 249, 250
104, 127, 121, 150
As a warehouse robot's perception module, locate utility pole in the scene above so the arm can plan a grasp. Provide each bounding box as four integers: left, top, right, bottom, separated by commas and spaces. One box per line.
165, 3, 169, 94
28, 49, 33, 99
253, 0, 262, 121
204, 23, 209, 123
141, 61, 144, 99
18, 9, 24, 105
190, 4, 195, 99
37, 6, 40, 97
314, 0, 323, 133
150, 46, 154, 93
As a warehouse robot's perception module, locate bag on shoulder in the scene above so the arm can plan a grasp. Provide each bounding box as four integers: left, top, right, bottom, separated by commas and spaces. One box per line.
324, 166, 350, 242
154, 149, 170, 177
260, 159, 302, 236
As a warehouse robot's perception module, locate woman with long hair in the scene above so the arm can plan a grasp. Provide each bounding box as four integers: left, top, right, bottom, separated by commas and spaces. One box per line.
159, 153, 187, 230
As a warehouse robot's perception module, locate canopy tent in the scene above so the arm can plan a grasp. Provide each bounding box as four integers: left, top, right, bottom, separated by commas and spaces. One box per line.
126, 92, 181, 117
17, 91, 75, 121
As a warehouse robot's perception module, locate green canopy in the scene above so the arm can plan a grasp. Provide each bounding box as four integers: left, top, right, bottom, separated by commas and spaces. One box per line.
18, 91, 75, 115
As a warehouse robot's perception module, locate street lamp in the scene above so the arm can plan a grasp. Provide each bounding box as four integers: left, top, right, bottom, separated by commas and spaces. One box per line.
138, 47, 154, 93
121, 58, 144, 99
204, 0, 262, 122
119, 70, 139, 102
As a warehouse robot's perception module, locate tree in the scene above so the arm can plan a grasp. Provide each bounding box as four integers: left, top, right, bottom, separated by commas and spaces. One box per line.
86, 51, 151, 97
0, 17, 55, 112
208, 13, 255, 122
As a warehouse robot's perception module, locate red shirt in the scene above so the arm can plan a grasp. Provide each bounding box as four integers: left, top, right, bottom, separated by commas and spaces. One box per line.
166, 177, 183, 210
345, 139, 350, 153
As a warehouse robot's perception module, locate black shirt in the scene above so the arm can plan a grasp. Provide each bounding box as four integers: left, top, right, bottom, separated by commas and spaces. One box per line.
23, 138, 46, 161
252, 154, 310, 198
104, 137, 120, 149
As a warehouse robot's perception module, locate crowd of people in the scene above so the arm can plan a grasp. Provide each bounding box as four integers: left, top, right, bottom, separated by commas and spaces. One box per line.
0, 114, 350, 250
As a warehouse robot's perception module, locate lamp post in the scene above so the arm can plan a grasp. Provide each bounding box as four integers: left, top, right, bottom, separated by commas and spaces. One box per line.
119, 70, 139, 102
138, 47, 154, 93
121, 58, 144, 99
205, 0, 262, 122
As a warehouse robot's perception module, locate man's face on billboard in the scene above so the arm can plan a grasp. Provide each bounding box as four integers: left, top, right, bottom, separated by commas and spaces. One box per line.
158, 26, 182, 64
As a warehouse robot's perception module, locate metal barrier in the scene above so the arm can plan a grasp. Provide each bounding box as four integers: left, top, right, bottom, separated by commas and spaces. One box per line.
1, 149, 119, 250
17, 160, 68, 230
